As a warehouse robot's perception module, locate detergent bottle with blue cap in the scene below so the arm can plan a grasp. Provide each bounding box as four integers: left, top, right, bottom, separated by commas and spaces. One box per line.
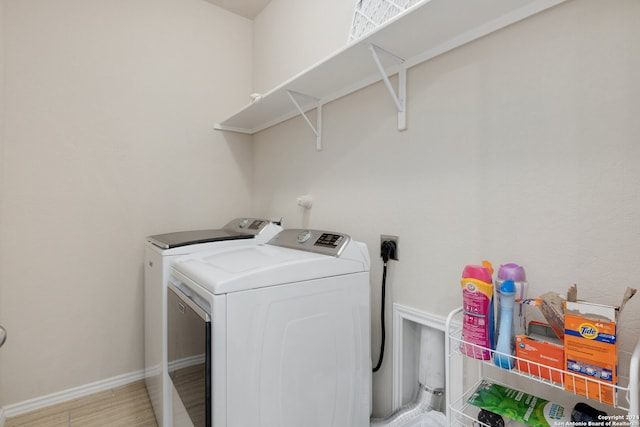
495, 263, 528, 343
494, 279, 516, 369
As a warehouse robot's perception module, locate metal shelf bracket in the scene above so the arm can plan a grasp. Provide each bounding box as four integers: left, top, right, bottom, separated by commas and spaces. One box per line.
286, 90, 323, 151
369, 44, 407, 131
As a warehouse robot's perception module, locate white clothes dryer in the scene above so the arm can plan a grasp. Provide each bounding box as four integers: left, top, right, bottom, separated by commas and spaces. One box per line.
168, 229, 371, 427
144, 218, 282, 427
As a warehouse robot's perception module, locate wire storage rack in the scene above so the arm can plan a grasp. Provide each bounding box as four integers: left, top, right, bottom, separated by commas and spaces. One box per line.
445, 307, 640, 427
348, 0, 423, 42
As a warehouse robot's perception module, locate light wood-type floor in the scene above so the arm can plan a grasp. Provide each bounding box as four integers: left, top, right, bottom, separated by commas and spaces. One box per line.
5, 380, 158, 427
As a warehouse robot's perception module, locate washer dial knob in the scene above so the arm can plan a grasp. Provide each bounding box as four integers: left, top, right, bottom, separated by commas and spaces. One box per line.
296, 230, 312, 243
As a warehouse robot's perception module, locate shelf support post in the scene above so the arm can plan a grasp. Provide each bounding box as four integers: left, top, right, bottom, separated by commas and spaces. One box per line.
369, 44, 407, 131
286, 90, 323, 151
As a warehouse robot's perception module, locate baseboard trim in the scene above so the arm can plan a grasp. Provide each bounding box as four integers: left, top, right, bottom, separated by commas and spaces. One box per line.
1, 369, 145, 419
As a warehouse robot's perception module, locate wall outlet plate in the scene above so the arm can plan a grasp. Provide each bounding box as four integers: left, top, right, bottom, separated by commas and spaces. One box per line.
380, 234, 399, 261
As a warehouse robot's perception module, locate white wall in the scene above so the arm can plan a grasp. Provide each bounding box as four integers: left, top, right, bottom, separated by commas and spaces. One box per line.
0, 0, 5, 410
0, 0, 4, 249
251, 0, 354, 93
252, 0, 640, 417
0, 0, 253, 406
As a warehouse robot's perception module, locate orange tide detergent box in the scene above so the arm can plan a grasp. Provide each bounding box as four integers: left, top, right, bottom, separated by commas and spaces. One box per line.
563, 285, 636, 405
515, 322, 564, 383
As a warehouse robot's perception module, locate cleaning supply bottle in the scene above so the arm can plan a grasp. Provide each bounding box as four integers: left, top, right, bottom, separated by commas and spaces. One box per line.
494, 279, 516, 369
495, 263, 528, 344
461, 261, 494, 360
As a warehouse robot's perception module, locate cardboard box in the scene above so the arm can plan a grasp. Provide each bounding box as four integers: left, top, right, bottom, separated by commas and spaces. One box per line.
563, 286, 636, 405
515, 322, 564, 383
517, 293, 565, 340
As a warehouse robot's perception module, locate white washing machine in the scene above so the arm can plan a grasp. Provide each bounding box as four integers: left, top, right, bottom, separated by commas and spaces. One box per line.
144, 218, 282, 427
168, 229, 371, 427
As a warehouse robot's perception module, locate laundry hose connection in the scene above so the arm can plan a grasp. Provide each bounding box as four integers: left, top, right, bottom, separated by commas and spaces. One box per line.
370, 383, 445, 426
373, 239, 397, 373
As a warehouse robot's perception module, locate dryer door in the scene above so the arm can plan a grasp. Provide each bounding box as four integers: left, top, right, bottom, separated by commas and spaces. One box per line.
168, 283, 211, 427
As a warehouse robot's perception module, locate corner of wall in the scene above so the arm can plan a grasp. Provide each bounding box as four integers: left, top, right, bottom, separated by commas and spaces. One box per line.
0, 0, 6, 416
250, 0, 353, 93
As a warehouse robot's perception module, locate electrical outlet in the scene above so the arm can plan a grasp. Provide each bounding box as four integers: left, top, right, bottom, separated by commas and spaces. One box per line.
380, 234, 399, 261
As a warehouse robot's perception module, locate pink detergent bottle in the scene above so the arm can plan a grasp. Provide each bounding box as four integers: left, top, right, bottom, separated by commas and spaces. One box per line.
460, 261, 494, 360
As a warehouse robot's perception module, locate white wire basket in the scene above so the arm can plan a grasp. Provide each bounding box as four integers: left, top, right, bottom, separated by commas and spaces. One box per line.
445, 307, 640, 427
349, 0, 424, 42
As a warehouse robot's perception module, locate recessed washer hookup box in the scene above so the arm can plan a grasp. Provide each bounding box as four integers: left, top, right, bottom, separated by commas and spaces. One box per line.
563, 285, 636, 405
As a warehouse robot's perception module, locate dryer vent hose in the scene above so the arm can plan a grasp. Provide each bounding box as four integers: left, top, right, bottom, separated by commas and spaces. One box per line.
369, 383, 444, 427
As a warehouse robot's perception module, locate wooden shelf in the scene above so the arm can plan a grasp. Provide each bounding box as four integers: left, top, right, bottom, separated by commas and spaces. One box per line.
214, 0, 566, 146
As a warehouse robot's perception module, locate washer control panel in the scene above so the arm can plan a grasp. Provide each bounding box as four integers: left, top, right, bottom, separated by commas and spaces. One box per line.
224, 217, 270, 234
268, 229, 350, 257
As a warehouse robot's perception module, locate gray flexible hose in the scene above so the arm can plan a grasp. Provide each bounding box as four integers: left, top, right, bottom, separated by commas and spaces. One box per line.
370, 384, 444, 427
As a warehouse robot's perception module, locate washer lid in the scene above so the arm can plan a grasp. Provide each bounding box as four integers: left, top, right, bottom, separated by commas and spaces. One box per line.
147, 229, 252, 249
171, 238, 369, 295
147, 217, 274, 249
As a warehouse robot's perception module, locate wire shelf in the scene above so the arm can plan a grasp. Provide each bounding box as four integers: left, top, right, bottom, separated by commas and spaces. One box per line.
348, 0, 423, 42
445, 307, 640, 427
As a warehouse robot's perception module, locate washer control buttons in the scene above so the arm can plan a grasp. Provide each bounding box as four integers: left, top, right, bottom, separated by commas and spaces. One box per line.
314, 233, 343, 248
